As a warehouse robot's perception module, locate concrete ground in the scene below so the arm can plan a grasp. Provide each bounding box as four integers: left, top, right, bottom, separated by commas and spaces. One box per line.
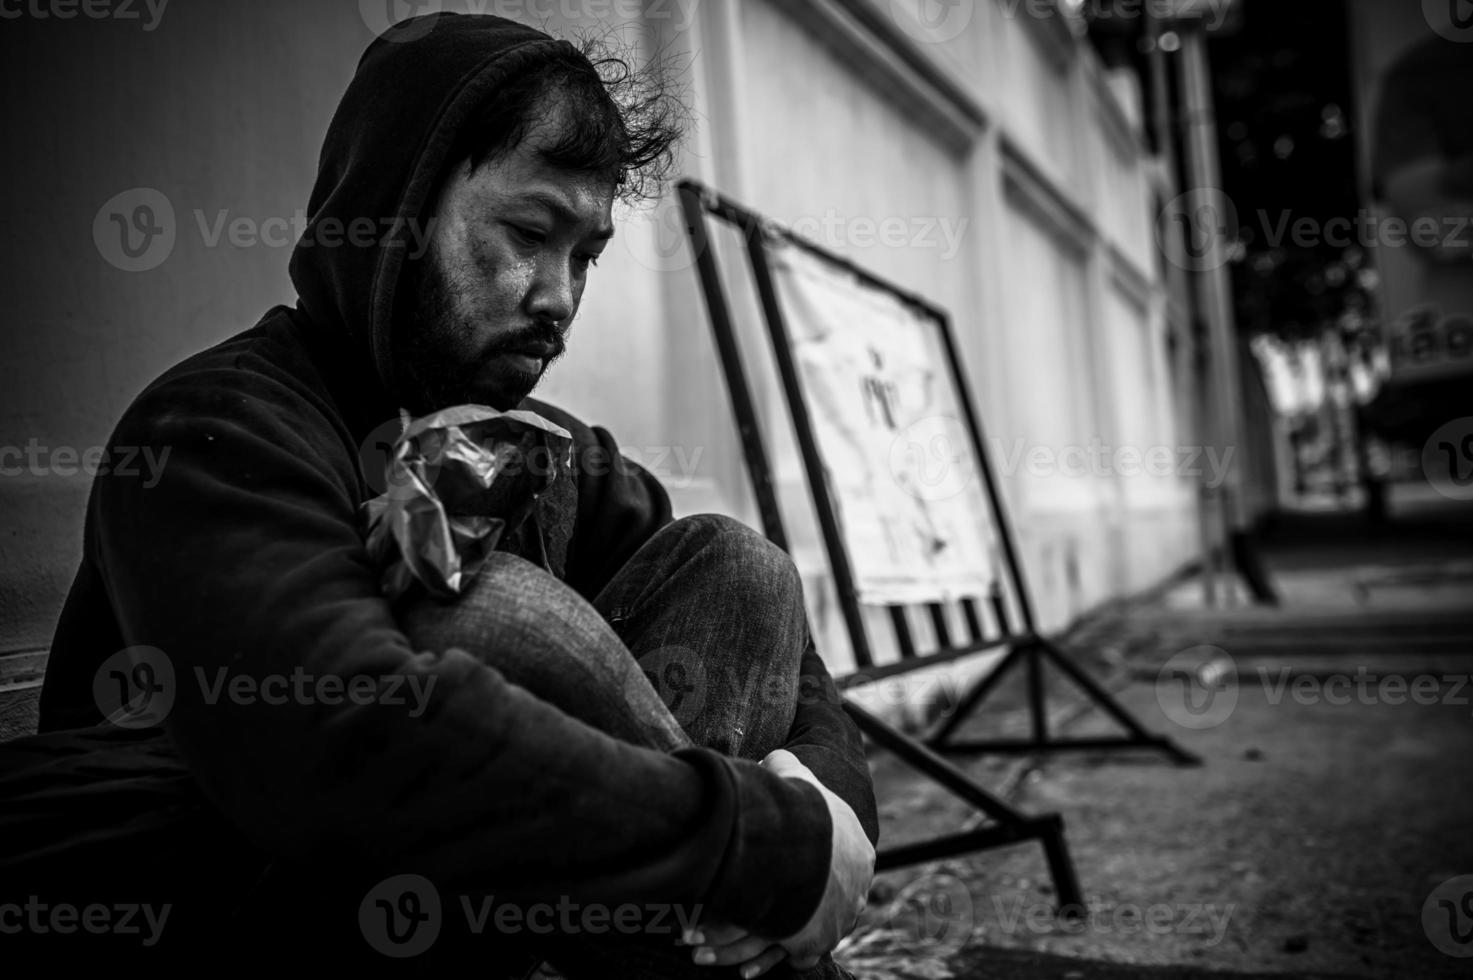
842, 484, 1473, 979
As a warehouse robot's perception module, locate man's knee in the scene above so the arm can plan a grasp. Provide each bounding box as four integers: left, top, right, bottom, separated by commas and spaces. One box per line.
397, 551, 623, 691
662, 513, 804, 599
399, 551, 562, 644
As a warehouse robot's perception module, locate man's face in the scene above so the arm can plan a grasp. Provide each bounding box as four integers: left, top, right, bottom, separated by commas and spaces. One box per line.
392, 109, 615, 413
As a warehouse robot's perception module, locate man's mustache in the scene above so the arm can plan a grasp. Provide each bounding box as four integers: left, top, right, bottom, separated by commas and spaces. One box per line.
486, 323, 565, 359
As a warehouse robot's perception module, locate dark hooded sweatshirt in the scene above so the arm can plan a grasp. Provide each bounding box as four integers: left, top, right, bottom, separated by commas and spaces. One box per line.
32, 13, 876, 943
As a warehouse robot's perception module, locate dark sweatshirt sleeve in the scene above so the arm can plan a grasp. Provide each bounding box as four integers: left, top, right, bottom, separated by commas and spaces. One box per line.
90, 367, 831, 939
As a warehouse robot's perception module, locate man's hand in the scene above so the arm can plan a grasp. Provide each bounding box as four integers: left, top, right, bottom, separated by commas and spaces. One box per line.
765, 748, 875, 968
687, 749, 874, 975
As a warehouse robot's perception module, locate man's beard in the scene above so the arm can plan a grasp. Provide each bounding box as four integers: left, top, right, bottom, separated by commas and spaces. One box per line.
390, 254, 565, 414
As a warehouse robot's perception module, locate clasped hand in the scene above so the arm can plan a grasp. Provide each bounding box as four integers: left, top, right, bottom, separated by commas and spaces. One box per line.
683, 749, 874, 978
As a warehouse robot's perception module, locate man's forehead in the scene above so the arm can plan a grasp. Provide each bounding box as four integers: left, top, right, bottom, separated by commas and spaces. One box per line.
456, 160, 615, 236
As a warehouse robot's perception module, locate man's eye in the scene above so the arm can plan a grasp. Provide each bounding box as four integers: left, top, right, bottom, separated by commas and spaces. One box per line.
576, 252, 601, 269
509, 224, 546, 245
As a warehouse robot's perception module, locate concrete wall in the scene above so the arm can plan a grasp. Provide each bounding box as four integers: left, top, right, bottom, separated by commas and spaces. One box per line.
0, 0, 1202, 676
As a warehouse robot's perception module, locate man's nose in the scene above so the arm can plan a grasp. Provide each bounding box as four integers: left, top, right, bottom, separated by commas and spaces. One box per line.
525, 256, 576, 326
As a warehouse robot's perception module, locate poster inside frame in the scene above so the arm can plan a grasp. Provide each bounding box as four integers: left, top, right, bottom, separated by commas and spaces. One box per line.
768, 238, 1000, 605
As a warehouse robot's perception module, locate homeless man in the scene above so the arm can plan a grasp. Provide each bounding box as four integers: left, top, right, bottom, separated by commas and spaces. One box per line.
21, 11, 878, 977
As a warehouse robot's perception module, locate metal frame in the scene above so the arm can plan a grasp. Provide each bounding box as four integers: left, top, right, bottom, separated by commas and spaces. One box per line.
677, 179, 1199, 906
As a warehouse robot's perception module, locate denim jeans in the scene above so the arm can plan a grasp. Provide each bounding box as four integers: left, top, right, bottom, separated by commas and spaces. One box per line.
396, 513, 855, 980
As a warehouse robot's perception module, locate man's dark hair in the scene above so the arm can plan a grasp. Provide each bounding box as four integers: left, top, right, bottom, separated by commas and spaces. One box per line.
448, 34, 687, 204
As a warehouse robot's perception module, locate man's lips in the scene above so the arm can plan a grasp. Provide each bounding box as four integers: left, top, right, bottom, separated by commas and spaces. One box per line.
487, 343, 558, 376
506, 343, 557, 359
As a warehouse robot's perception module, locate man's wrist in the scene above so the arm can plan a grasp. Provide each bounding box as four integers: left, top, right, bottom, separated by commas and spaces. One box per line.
678, 749, 833, 938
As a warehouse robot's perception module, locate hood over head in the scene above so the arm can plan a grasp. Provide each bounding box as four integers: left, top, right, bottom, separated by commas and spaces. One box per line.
288, 12, 579, 401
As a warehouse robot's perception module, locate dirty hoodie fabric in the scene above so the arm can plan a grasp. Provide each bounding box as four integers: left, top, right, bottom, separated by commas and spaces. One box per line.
17, 11, 876, 953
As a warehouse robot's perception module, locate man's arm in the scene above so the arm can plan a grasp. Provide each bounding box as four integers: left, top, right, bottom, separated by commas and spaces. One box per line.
91, 367, 831, 938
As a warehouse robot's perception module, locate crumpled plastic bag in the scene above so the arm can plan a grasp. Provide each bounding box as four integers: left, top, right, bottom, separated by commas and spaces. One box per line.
363, 405, 574, 601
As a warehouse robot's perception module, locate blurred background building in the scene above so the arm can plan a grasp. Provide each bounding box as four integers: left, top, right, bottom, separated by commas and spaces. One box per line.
7, 1, 1460, 683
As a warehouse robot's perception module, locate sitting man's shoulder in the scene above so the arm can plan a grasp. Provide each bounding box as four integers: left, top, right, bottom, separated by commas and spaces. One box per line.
107, 307, 360, 482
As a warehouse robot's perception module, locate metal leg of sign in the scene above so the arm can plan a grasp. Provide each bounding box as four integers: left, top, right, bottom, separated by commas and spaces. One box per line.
842, 699, 1085, 913
924, 637, 1201, 766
